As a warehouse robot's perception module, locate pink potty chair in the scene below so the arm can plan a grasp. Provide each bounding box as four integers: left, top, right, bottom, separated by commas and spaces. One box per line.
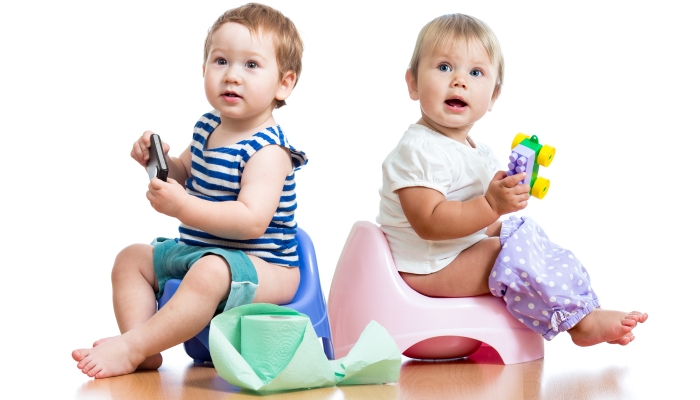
328, 221, 544, 364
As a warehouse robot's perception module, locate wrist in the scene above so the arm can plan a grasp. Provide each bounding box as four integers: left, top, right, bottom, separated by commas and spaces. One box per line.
480, 194, 501, 222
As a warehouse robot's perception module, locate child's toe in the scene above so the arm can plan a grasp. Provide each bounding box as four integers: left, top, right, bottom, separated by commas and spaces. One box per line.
72, 348, 89, 362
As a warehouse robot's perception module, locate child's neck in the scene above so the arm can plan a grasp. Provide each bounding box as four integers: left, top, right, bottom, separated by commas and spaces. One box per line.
416, 117, 476, 148
213, 112, 277, 147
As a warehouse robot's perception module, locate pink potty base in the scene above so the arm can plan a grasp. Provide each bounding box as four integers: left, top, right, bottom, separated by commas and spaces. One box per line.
328, 221, 544, 364
403, 336, 483, 360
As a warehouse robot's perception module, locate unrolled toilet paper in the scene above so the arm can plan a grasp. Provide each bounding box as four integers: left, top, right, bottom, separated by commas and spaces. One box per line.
209, 303, 401, 392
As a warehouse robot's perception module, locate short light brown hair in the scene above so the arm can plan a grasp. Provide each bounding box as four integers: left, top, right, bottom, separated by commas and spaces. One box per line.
408, 14, 504, 97
203, 3, 303, 108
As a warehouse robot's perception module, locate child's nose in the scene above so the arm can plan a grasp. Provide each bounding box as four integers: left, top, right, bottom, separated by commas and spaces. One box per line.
224, 67, 242, 84
452, 76, 467, 89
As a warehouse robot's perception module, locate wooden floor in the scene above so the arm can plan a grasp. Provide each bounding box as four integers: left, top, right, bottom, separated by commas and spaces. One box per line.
66, 336, 667, 400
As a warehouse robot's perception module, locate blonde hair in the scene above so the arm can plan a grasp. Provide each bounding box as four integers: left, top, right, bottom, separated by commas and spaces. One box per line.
203, 3, 303, 108
408, 14, 504, 97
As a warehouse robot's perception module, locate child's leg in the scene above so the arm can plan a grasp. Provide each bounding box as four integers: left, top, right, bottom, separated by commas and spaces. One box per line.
72, 246, 300, 379
72, 252, 234, 378
490, 216, 647, 346
400, 237, 502, 297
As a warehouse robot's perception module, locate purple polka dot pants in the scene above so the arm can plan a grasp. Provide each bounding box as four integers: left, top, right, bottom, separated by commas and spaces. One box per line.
489, 216, 600, 340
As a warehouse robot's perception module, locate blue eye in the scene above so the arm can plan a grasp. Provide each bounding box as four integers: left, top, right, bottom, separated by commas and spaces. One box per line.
470, 69, 483, 77
245, 61, 259, 69
438, 64, 452, 72
215, 58, 227, 66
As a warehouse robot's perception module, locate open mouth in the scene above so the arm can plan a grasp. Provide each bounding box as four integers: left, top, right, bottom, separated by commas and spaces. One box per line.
223, 91, 241, 99
445, 98, 467, 108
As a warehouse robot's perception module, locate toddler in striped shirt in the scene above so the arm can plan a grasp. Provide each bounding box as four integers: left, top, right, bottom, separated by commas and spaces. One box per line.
72, 3, 308, 379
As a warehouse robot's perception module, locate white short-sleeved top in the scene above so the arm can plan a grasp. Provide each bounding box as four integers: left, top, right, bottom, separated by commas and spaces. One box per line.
376, 124, 500, 274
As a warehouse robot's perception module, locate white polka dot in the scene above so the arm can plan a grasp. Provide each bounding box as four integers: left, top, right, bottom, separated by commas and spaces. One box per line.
537, 291, 541, 295
570, 274, 574, 280
522, 229, 527, 234
529, 292, 535, 297
542, 310, 549, 316
518, 318, 524, 323
548, 266, 554, 270
536, 277, 542, 283
533, 320, 540, 326
524, 282, 530, 286
515, 309, 520, 313
510, 282, 516, 288
491, 272, 496, 278
503, 243, 508, 248
588, 285, 591, 291
514, 234, 519, 239
583, 272, 588, 278
504, 296, 508, 302
570, 290, 574, 295
515, 296, 521, 301
505, 268, 512, 275
528, 303, 535, 309
554, 258, 560, 261
549, 296, 556, 302
542, 273, 548, 277
546, 254, 552, 258
556, 272, 562, 277
562, 284, 568, 290
568, 254, 574, 259
502, 256, 510, 262
564, 299, 570, 305
521, 272, 528, 278
549, 281, 555, 287
519, 259, 525, 264
578, 280, 583, 286
516, 246, 522, 252
490, 288, 495, 292
526, 240, 530, 245
562, 264, 568, 268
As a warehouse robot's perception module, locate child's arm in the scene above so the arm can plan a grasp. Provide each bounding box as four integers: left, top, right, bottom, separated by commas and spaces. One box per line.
132, 130, 191, 185
146, 145, 291, 240
397, 171, 529, 241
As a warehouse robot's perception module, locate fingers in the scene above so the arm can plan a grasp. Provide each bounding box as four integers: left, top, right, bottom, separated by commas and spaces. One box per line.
492, 170, 507, 180
503, 172, 527, 188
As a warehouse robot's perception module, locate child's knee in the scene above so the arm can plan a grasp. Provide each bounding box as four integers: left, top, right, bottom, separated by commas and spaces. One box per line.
112, 244, 154, 281
187, 255, 233, 291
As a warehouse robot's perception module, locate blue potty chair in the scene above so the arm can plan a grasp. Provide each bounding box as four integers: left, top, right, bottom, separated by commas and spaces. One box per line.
157, 227, 334, 362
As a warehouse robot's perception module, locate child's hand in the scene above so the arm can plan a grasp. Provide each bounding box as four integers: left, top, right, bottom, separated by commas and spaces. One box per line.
146, 177, 189, 218
484, 171, 530, 215
131, 130, 171, 168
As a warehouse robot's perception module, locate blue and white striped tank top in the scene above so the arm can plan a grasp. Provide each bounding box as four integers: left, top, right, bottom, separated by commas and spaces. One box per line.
178, 110, 308, 267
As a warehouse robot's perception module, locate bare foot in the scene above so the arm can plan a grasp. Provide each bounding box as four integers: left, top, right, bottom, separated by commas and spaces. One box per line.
568, 309, 648, 347
91, 336, 163, 370
72, 334, 148, 379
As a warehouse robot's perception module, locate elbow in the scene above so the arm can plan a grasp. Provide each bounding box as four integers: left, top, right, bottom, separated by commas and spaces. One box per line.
244, 220, 269, 240
413, 224, 438, 241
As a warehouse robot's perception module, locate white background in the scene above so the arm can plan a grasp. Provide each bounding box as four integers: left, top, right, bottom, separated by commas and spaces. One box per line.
2, 0, 698, 397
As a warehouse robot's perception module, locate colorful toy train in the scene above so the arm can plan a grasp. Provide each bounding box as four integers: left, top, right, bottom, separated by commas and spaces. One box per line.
507, 133, 556, 200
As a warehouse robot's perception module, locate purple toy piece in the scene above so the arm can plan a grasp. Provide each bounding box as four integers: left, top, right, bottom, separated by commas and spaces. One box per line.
507, 145, 535, 187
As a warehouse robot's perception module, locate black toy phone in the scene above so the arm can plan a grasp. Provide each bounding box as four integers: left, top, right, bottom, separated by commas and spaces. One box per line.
146, 134, 168, 181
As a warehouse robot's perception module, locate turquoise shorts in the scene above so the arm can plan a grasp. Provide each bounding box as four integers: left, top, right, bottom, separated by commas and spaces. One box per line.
152, 238, 259, 313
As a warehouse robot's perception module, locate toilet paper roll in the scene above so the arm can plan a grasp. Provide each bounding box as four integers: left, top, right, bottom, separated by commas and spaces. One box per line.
240, 315, 308, 383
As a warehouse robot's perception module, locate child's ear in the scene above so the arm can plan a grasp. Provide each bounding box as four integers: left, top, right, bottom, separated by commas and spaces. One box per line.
488, 85, 501, 112
275, 70, 297, 101
405, 70, 420, 101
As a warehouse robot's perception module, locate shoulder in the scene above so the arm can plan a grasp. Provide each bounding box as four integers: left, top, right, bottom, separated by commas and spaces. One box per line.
384, 125, 452, 169
250, 125, 308, 170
